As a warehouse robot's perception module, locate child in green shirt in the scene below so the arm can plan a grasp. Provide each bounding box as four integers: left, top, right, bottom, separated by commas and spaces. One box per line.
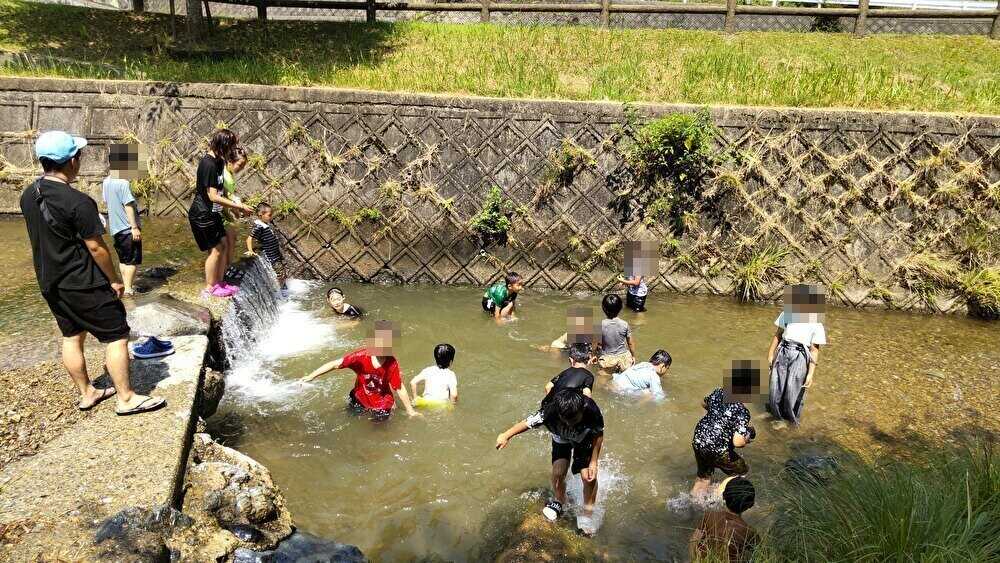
482, 272, 524, 320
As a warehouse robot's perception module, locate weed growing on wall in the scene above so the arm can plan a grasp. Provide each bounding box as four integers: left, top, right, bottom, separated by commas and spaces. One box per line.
606, 109, 719, 235
961, 268, 1000, 320
470, 186, 515, 249
533, 139, 596, 208
275, 199, 300, 217
732, 245, 790, 302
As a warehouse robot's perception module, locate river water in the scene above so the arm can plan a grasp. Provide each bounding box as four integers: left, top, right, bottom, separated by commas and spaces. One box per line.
213, 273, 1000, 561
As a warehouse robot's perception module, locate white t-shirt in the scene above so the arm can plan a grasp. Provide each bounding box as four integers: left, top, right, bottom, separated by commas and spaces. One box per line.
414, 366, 457, 402
774, 311, 827, 347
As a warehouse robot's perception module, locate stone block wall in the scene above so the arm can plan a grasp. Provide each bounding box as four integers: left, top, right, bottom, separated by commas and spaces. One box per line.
1, 77, 998, 313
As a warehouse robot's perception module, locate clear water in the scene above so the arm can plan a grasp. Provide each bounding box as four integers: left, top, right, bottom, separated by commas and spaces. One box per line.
213, 278, 1000, 561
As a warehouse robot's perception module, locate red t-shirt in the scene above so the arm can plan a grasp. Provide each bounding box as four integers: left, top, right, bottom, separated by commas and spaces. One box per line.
342, 349, 401, 411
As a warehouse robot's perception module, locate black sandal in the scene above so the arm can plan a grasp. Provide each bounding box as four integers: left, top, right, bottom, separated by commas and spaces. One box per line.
115, 396, 167, 416
79, 387, 116, 411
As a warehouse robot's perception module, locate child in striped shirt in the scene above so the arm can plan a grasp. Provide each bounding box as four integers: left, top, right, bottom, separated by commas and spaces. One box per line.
245, 202, 286, 284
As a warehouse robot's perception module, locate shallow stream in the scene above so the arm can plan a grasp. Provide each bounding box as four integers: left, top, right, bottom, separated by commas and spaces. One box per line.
212, 274, 1000, 561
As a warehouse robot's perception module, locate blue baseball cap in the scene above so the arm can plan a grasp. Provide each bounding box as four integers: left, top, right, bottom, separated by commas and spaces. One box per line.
35, 131, 88, 164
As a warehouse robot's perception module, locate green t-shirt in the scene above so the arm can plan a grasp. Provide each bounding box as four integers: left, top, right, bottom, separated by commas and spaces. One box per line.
484, 281, 509, 306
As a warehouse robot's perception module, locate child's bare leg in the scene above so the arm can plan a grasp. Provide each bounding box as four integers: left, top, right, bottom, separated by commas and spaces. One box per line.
551, 459, 570, 505
691, 477, 712, 497
582, 476, 599, 516
120, 264, 137, 295
226, 227, 237, 264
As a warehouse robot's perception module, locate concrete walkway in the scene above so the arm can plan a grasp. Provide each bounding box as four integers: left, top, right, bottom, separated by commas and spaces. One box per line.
0, 335, 208, 561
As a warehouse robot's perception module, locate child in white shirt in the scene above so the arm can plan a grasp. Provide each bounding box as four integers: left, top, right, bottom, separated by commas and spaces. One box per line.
411, 343, 458, 408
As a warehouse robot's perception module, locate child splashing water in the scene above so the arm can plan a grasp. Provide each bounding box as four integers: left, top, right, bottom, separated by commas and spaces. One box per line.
496, 389, 605, 536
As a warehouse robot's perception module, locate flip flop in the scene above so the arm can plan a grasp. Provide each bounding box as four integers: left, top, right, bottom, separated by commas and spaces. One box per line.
115, 396, 167, 416
79, 387, 117, 411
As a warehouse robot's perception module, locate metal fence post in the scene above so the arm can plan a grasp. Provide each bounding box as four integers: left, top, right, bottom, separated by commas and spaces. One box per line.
367, 0, 377, 23
991, 0, 999, 39
601, 0, 611, 27
724, 0, 737, 32
257, 0, 268, 21
481, 0, 490, 22
854, 0, 869, 36
133, 0, 144, 12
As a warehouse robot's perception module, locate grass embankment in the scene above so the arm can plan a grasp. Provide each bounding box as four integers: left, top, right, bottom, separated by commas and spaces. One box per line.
753, 443, 1000, 562
0, 0, 998, 113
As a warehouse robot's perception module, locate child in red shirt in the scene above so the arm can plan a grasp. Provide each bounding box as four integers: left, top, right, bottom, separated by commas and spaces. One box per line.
301, 320, 419, 421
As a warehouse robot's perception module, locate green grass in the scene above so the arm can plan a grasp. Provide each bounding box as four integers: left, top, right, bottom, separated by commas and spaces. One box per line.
758, 443, 1000, 562
1, 0, 998, 113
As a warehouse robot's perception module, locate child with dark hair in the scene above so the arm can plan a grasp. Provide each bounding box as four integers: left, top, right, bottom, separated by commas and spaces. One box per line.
690, 368, 758, 496
496, 389, 605, 535
689, 477, 759, 563
326, 287, 364, 319
245, 202, 286, 286
221, 147, 248, 266
482, 272, 524, 320
411, 343, 458, 408
597, 293, 636, 376
544, 343, 595, 398
611, 349, 671, 401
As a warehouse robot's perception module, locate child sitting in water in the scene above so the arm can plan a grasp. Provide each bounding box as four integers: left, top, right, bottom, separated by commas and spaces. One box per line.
496, 389, 605, 536
300, 320, 419, 421
611, 349, 671, 402
690, 363, 758, 497
544, 344, 595, 398
482, 272, 524, 320
597, 294, 636, 376
689, 477, 759, 563
410, 343, 458, 408
326, 287, 364, 319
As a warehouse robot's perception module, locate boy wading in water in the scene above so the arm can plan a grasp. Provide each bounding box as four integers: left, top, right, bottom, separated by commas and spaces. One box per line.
482, 272, 524, 321
691, 361, 760, 497
496, 389, 605, 536
597, 294, 636, 377
767, 284, 827, 427
245, 202, 286, 286
689, 477, 759, 563
300, 320, 419, 421
544, 343, 595, 398
611, 349, 671, 402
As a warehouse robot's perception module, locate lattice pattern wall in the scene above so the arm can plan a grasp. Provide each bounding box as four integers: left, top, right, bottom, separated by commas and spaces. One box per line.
1, 78, 998, 313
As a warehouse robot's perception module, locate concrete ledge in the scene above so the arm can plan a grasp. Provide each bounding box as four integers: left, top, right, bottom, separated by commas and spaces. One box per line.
0, 335, 208, 562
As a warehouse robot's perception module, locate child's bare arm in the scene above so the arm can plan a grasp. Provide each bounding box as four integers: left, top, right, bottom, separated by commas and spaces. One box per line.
496, 420, 530, 449
767, 328, 782, 366
395, 385, 420, 417
245, 236, 256, 256
582, 433, 604, 482
627, 333, 637, 359
544, 381, 554, 394
410, 372, 425, 398
301, 357, 344, 382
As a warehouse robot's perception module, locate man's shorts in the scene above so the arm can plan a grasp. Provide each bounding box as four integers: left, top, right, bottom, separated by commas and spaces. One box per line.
42, 286, 130, 343
694, 446, 749, 479
347, 389, 392, 422
551, 438, 595, 475
113, 230, 143, 266
598, 351, 634, 374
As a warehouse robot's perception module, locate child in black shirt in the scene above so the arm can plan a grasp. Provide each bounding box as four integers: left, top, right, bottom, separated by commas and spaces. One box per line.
326, 287, 364, 319
544, 343, 595, 398
496, 389, 605, 536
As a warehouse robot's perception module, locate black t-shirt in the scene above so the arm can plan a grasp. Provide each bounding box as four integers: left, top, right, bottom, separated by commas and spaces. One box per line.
342, 304, 364, 319
190, 154, 225, 217
527, 395, 605, 444
550, 367, 595, 393
20, 178, 108, 293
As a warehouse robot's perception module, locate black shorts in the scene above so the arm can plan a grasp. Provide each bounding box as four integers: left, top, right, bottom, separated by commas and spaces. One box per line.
189, 212, 226, 252
113, 230, 143, 266
626, 292, 647, 312
551, 439, 594, 475
42, 286, 130, 343
482, 295, 516, 314
347, 390, 391, 422
694, 446, 748, 479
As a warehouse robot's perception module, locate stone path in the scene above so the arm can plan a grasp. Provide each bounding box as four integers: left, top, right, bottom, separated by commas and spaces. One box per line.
0, 335, 208, 562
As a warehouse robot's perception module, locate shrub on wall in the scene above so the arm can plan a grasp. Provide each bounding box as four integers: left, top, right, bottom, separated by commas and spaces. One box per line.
470, 186, 515, 249
606, 109, 719, 235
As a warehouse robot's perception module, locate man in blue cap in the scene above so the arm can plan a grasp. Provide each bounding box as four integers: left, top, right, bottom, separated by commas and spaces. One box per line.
20, 131, 165, 416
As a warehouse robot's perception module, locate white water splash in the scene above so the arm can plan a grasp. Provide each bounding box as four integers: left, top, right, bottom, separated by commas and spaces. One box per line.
565, 455, 630, 535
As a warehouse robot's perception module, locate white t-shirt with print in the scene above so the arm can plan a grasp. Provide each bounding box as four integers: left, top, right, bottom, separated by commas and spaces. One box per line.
414, 366, 457, 402
774, 311, 827, 347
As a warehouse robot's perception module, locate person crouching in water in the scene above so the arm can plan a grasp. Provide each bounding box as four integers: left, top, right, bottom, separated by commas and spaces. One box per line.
691, 361, 759, 497
611, 349, 671, 402
411, 343, 458, 408
496, 389, 605, 536
482, 271, 524, 321
767, 284, 827, 427
326, 287, 364, 319
300, 320, 419, 421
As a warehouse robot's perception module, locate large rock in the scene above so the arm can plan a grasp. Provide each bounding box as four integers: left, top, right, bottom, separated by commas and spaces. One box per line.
477, 496, 605, 563
93, 505, 193, 563
783, 455, 840, 485
127, 294, 212, 339
233, 531, 366, 563
199, 368, 225, 419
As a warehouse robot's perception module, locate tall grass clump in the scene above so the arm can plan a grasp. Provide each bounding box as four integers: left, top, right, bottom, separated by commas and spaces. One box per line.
961, 267, 1000, 321
732, 245, 789, 302
470, 186, 515, 249
764, 443, 1000, 562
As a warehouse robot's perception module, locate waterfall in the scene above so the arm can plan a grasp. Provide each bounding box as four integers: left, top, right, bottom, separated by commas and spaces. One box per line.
219, 258, 338, 403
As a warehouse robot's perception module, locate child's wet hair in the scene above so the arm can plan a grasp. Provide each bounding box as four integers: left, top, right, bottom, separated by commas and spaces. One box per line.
434, 343, 456, 369
568, 343, 591, 364
724, 360, 765, 404
505, 272, 522, 287
326, 287, 344, 300
723, 477, 756, 514
256, 202, 273, 216
552, 389, 585, 420
649, 349, 672, 366
601, 294, 623, 318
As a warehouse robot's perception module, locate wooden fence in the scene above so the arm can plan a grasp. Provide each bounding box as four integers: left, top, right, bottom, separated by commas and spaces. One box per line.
184, 0, 1000, 37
